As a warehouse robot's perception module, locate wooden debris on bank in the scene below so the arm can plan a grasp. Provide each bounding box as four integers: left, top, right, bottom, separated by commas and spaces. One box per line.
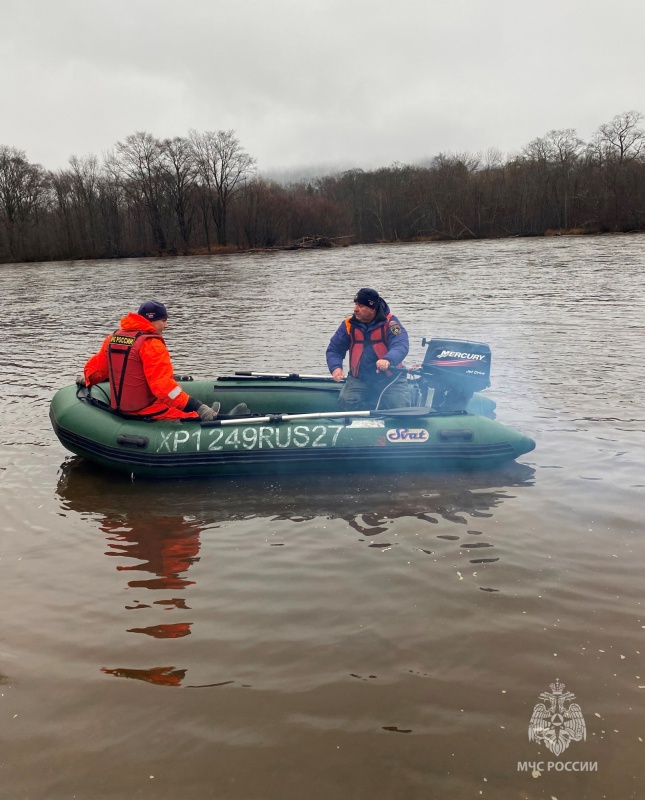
284, 235, 344, 250
249, 235, 352, 253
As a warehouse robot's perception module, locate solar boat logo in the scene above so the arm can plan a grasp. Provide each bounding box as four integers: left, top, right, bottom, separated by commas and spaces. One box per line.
528, 679, 586, 756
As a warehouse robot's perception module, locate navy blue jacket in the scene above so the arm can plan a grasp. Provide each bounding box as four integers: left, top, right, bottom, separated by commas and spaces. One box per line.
326, 301, 409, 382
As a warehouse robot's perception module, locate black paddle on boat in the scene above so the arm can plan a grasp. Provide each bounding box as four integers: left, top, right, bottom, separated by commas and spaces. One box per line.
234, 371, 338, 381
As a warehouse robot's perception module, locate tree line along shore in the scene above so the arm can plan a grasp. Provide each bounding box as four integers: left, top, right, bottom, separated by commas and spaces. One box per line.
1, 111, 644, 264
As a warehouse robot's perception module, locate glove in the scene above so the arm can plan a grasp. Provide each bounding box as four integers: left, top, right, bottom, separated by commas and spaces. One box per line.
196, 402, 220, 421
75, 373, 86, 388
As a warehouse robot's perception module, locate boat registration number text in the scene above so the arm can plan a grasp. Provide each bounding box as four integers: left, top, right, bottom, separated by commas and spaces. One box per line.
156, 424, 346, 452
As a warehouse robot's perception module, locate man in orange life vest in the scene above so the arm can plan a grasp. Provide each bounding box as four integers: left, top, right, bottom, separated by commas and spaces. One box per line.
81, 300, 224, 421
326, 288, 411, 411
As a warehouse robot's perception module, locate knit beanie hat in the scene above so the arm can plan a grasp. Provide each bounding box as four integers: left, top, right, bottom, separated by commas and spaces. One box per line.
354, 288, 380, 309
137, 301, 168, 321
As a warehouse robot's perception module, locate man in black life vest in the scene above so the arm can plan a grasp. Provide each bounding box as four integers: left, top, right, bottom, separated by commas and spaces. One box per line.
326, 288, 411, 411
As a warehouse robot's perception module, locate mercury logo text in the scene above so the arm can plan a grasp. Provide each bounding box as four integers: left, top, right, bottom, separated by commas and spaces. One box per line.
437, 350, 487, 360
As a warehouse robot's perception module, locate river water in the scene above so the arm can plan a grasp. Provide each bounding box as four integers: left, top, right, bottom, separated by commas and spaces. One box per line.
1, 235, 644, 800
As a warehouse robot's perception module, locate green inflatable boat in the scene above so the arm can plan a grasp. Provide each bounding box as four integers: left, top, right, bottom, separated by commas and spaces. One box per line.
49, 339, 535, 478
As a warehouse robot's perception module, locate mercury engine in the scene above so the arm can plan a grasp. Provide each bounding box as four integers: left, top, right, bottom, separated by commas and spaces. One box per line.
416, 338, 491, 411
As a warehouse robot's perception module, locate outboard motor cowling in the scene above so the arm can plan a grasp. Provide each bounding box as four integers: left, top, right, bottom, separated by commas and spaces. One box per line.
419, 338, 491, 411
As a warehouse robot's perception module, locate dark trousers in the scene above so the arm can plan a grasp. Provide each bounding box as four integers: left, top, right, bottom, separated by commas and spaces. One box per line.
338, 374, 411, 411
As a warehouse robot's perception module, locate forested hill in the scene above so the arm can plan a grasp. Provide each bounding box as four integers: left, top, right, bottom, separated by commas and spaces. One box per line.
1, 111, 644, 264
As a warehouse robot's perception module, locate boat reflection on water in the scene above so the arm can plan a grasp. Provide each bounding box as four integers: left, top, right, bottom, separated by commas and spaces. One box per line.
55, 456, 536, 686
55, 453, 536, 530
100, 664, 187, 687
57, 459, 209, 685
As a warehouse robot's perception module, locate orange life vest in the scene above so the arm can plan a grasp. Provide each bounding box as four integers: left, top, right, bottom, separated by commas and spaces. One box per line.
345, 313, 399, 378
107, 329, 164, 413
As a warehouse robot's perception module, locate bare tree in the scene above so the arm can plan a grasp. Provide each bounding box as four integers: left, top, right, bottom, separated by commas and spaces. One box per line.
107, 132, 171, 252
0, 146, 44, 260
520, 130, 585, 229
48, 169, 76, 257
592, 111, 645, 229
160, 136, 197, 255
597, 110, 645, 163
96, 173, 125, 257
68, 154, 101, 255
482, 148, 504, 170
523, 129, 584, 165
189, 129, 256, 246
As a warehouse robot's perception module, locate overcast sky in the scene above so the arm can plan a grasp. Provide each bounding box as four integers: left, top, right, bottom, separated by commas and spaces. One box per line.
2, 0, 644, 176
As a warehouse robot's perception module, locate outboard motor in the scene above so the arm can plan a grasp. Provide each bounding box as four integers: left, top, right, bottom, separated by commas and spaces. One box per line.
418, 338, 491, 411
